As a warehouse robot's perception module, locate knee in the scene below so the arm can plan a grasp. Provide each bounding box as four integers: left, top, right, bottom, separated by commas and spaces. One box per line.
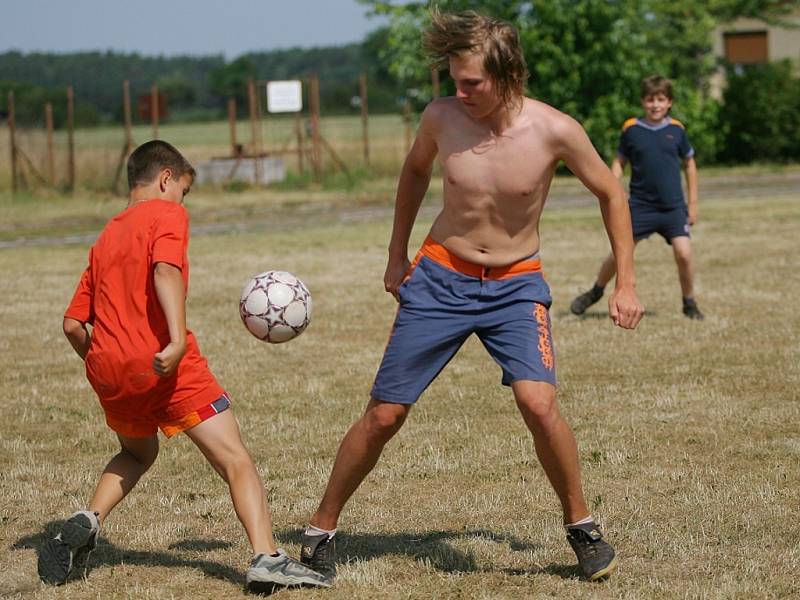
517, 391, 559, 428
123, 445, 158, 471
215, 447, 256, 483
673, 244, 693, 265
362, 403, 407, 442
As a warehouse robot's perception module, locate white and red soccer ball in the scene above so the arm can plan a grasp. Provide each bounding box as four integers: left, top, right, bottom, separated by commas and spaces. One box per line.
239, 270, 312, 343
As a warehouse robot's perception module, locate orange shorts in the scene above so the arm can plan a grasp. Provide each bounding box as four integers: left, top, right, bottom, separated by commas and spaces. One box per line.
105, 394, 231, 439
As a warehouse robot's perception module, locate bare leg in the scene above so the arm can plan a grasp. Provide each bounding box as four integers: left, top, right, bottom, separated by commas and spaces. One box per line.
184, 410, 277, 555
88, 434, 159, 523
512, 381, 589, 524
594, 252, 617, 288
310, 399, 410, 530
671, 236, 695, 298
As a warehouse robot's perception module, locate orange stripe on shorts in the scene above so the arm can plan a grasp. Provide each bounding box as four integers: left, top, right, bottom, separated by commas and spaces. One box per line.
417, 235, 541, 280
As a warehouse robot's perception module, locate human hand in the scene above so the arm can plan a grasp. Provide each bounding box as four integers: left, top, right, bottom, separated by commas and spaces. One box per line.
608, 286, 645, 330
688, 205, 698, 226
153, 340, 187, 377
384, 256, 411, 302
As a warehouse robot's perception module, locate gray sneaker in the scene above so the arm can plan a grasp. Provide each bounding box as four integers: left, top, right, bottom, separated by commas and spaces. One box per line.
300, 531, 336, 580
38, 510, 101, 585
566, 521, 617, 581
245, 549, 331, 594
570, 286, 604, 315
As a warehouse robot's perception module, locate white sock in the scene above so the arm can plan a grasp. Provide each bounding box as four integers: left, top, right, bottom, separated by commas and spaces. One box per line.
565, 515, 595, 530
305, 524, 336, 539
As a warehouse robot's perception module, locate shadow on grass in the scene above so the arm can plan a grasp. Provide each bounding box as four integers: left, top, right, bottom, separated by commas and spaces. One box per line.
12, 521, 244, 587
280, 528, 578, 579
12, 522, 579, 589
168, 538, 234, 552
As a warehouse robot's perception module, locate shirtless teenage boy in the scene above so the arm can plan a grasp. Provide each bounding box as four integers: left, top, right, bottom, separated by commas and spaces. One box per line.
300, 10, 644, 582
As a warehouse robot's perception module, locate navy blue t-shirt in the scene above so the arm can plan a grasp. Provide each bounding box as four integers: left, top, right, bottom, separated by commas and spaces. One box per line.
618, 117, 694, 209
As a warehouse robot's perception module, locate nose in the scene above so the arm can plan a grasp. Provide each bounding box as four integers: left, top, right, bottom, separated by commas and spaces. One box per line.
456, 87, 468, 99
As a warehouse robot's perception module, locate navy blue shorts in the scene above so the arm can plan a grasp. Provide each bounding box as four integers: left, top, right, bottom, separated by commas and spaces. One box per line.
630, 201, 690, 245
371, 236, 556, 405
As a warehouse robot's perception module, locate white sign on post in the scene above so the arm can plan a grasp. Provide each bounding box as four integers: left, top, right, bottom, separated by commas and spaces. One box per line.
266, 80, 303, 113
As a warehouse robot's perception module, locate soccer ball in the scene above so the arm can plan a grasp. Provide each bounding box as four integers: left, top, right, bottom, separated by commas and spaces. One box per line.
239, 270, 312, 343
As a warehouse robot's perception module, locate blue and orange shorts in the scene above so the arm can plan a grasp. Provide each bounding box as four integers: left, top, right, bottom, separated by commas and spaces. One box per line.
105, 393, 231, 439
371, 236, 556, 405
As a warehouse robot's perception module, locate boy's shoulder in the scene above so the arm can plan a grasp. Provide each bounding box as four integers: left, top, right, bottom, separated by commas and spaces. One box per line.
621, 117, 687, 132
123, 199, 188, 225
622, 117, 638, 132
97, 200, 187, 245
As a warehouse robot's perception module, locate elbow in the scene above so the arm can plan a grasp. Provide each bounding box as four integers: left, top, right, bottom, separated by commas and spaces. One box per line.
63, 317, 83, 338
154, 262, 181, 279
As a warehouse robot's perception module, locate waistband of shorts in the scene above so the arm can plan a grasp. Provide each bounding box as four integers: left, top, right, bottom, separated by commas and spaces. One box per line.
415, 235, 541, 280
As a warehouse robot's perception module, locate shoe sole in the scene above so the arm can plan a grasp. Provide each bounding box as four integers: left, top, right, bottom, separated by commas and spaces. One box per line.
38, 515, 96, 585
246, 573, 331, 594
588, 555, 618, 581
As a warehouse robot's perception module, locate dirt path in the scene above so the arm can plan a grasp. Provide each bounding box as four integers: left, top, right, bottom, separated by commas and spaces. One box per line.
2, 170, 797, 250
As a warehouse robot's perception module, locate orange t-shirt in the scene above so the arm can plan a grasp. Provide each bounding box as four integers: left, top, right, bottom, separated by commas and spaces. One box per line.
64, 199, 224, 425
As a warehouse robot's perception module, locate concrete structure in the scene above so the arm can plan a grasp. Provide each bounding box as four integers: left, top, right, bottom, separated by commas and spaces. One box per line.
195, 156, 286, 186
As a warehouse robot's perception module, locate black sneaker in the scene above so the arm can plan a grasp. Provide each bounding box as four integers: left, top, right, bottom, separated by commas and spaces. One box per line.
245, 549, 330, 594
299, 531, 336, 580
570, 286, 604, 315
566, 522, 617, 581
682, 300, 705, 320
38, 510, 101, 585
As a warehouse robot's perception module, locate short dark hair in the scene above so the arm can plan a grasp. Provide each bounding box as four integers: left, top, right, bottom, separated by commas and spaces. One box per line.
423, 9, 529, 109
641, 75, 673, 100
127, 140, 195, 190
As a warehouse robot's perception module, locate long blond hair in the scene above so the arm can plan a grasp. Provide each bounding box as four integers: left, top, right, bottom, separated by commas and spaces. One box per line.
423, 9, 529, 108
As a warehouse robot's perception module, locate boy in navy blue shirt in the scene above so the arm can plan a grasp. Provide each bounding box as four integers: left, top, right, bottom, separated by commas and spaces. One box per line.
571, 75, 704, 320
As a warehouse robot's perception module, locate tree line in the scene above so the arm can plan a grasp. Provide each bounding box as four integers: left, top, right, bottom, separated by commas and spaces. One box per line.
0, 33, 405, 128
2, 0, 799, 164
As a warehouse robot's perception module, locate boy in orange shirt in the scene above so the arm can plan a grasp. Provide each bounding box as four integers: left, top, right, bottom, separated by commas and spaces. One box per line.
39, 140, 329, 594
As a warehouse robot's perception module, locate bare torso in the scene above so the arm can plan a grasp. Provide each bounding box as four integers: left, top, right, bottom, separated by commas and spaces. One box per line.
429, 97, 565, 266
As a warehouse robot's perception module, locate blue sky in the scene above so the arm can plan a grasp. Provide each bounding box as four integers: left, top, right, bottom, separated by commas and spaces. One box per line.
0, 0, 388, 57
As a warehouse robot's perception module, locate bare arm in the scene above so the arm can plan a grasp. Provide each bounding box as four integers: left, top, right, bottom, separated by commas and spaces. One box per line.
611, 155, 626, 179
384, 103, 440, 300
63, 317, 91, 359
153, 262, 187, 377
556, 117, 644, 329
684, 156, 698, 225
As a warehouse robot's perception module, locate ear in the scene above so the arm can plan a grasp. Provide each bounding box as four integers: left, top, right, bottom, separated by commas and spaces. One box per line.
158, 168, 172, 192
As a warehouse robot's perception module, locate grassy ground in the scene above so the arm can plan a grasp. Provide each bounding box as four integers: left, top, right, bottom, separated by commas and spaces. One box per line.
0, 190, 798, 599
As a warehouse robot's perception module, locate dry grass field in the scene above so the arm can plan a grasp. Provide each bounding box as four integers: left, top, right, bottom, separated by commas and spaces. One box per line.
0, 114, 410, 191
0, 186, 798, 599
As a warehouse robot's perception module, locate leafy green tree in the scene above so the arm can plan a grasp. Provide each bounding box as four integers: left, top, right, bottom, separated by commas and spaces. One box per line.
208, 56, 258, 109
719, 60, 800, 162
0, 81, 101, 127
156, 73, 197, 109
357, 0, 799, 160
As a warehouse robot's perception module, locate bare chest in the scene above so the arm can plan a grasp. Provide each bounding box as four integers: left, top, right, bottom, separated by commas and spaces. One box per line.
438, 128, 555, 198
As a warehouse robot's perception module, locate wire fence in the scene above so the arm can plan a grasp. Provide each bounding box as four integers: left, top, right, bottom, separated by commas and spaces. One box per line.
1, 77, 423, 193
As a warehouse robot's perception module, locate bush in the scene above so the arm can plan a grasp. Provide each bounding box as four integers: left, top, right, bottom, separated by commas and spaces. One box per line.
671, 87, 723, 166
719, 60, 800, 163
